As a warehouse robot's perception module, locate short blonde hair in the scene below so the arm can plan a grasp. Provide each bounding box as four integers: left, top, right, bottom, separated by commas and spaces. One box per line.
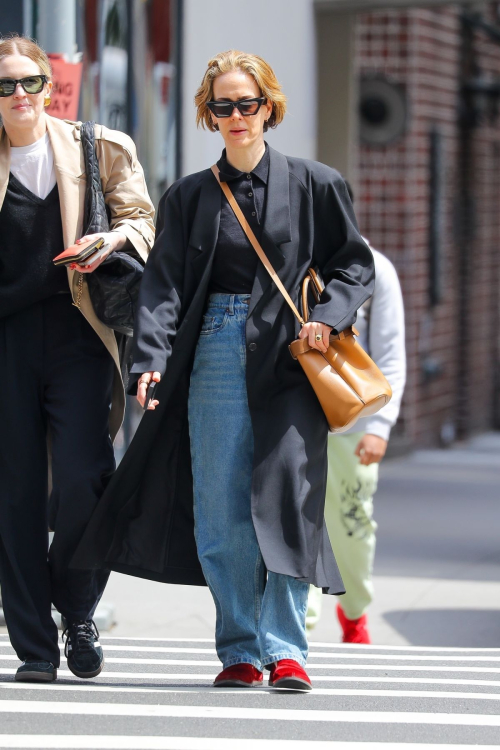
0, 34, 52, 79
195, 50, 286, 133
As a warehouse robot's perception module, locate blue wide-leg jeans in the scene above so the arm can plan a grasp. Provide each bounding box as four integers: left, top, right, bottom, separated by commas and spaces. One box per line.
188, 294, 309, 671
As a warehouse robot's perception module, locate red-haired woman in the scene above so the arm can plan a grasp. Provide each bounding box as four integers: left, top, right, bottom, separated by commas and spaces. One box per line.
0, 35, 155, 683
75, 50, 374, 691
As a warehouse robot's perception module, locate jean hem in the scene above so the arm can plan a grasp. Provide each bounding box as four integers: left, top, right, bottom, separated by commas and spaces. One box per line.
222, 656, 262, 671
261, 653, 307, 668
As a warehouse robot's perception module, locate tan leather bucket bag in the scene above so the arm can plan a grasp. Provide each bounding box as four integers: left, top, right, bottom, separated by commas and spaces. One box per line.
211, 165, 392, 434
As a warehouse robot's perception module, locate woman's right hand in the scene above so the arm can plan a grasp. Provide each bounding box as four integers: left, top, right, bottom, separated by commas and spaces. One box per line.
137, 372, 161, 410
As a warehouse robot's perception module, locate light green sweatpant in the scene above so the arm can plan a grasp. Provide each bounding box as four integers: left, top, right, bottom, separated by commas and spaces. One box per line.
307, 431, 378, 627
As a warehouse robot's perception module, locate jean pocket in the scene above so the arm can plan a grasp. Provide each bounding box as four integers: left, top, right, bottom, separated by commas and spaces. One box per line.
200, 310, 228, 335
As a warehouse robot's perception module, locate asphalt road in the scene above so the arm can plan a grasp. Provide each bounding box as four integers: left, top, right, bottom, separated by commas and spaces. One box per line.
1, 634, 500, 748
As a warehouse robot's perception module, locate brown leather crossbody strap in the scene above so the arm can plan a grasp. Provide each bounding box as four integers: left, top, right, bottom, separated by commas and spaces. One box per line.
211, 164, 305, 326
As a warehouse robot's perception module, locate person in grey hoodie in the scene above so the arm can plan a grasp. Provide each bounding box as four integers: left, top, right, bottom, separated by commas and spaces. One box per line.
307, 182, 406, 643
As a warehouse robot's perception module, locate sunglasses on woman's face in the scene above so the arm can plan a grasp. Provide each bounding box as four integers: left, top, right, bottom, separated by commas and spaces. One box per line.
207, 97, 267, 118
0, 75, 48, 97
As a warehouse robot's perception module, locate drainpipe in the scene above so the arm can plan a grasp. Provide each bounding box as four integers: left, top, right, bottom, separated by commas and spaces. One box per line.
456, 12, 476, 439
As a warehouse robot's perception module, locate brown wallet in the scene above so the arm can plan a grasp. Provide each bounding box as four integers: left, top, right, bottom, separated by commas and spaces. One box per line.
53, 237, 105, 267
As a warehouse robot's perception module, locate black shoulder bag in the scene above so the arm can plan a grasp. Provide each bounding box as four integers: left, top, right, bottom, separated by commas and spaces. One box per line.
80, 120, 144, 338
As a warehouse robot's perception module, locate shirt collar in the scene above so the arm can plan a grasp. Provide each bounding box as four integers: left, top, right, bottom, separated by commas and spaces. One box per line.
217, 143, 269, 185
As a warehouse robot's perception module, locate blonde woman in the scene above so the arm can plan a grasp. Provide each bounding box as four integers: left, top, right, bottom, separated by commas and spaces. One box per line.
0, 35, 154, 683
75, 50, 374, 691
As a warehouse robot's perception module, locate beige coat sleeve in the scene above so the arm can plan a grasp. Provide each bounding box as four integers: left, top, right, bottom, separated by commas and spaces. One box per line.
95, 125, 156, 262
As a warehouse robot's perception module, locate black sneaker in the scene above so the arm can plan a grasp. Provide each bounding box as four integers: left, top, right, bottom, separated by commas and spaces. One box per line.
62, 620, 104, 678
15, 660, 57, 682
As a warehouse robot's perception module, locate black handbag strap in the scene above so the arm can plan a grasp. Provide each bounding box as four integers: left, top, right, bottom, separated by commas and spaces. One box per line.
80, 121, 110, 235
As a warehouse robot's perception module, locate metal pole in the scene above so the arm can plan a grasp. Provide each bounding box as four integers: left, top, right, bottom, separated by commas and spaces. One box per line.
125, 0, 134, 138
175, 0, 183, 179
37, 0, 76, 59
22, 0, 34, 37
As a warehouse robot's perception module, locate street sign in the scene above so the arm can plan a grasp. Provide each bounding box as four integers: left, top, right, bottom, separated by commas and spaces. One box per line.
46, 54, 83, 122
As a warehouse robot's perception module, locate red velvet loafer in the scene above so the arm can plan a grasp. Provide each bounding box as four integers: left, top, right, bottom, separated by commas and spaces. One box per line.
337, 603, 371, 644
213, 663, 263, 688
268, 659, 312, 691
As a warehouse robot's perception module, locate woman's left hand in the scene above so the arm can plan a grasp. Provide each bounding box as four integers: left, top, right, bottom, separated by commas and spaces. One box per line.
299, 321, 332, 353
70, 231, 128, 274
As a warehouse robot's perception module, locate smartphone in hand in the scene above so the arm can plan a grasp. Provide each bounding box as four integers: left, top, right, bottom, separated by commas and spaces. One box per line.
144, 381, 158, 411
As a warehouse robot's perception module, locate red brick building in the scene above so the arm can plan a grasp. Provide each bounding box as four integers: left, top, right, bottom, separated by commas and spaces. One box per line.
352, 4, 500, 447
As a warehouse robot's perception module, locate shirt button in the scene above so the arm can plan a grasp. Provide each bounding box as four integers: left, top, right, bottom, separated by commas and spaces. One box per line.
246, 175, 251, 180
248, 192, 253, 197
249, 342, 257, 351
251, 211, 256, 217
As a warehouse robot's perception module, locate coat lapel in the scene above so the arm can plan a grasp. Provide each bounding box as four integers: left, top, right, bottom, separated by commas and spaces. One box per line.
188, 169, 221, 282
0, 128, 10, 210
262, 146, 292, 248
45, 116, 86, 292
248, 147, 291, 317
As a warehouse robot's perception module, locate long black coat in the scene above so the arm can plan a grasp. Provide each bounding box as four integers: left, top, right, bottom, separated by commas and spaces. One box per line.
72, 147, 374, 594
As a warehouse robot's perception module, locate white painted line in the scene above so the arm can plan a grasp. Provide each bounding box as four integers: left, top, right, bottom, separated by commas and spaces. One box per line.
0, 669, 215, 681
99, 637, 215, 643
0, 668, 499, 689
0, 644, 217, 655
3, 667, 500, 687
2, 633, 500, 654
2, 669, 212, 680
95, 638, 500, 653
0, 738, 498, 750
309, 642, 500, 653
3, 658, 500, 674
308, 653, 500, 662
4, 633, 498, 654
0, 656, 221, 667
0, 701, 500, 726
3, 642, 500, 662
0, 680, 499, 701
0, 655, 500, 679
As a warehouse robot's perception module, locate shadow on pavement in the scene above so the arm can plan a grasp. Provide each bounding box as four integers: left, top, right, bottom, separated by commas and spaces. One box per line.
384, 608, 500, 647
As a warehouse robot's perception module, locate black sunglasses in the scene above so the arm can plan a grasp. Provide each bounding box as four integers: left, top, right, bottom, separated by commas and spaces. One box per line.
0, 75, 48, 97
207, 97, 267, 118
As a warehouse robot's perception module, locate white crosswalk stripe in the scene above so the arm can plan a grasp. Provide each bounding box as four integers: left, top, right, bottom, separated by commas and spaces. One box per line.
0, 636, 499, 748
0, 740, 498, 750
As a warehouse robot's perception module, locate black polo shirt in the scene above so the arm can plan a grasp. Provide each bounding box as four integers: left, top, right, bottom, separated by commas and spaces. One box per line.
209, 144, 269, 295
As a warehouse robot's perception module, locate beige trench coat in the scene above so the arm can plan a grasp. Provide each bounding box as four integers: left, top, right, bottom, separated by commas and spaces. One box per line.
0, 115, 155, 439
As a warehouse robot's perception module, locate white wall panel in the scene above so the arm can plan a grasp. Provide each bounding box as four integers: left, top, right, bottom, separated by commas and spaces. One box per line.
182, 0, 317, 176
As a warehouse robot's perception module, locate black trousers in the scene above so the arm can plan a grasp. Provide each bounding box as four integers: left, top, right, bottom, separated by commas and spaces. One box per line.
0, 295, 115, 666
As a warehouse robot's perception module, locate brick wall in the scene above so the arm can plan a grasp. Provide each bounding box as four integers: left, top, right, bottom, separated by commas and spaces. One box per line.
355, 4, 500, 446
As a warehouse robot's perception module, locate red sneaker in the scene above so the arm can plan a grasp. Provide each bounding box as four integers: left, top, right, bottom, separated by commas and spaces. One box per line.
337, 603, 371, 644
268, 659, 312, 691
213, 663, 263, 688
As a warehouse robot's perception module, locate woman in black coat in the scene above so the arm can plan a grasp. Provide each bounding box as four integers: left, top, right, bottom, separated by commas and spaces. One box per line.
74, 50, 374, 691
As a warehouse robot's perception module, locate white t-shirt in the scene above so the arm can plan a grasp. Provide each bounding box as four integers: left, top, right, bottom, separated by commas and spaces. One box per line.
10, 132, 57, 200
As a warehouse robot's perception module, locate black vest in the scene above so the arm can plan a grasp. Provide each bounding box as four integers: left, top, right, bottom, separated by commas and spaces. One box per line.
0, 173, 67, 318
